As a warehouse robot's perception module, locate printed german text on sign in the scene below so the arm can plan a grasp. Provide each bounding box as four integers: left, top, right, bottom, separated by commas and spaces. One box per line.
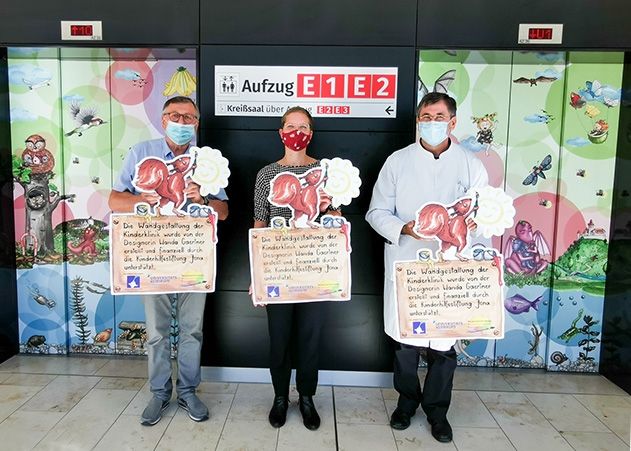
394, 259, 504, 340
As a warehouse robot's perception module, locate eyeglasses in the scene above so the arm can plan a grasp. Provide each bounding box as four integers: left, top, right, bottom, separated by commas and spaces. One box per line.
163, 112, 199, 124
418, 114, 453, 123
322, 216, 344, 228
188, 204, 214, 218
472, 247, 498, 261
283, 123, 311, 132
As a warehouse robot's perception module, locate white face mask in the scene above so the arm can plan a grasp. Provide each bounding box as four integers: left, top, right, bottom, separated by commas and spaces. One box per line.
418, 121, 449, 146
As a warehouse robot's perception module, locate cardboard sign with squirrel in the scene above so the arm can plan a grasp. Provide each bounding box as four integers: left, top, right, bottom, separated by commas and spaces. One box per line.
249, 158, 360, 304
393, 186, 515, 340
110, 146, 229, 295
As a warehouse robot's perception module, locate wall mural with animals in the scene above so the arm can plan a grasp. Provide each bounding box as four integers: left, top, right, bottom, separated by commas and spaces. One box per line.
9, 47, 197, 355
418, 50, 623, 371
7, 47, 623, 373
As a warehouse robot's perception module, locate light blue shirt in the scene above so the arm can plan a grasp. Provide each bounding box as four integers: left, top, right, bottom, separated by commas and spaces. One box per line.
113, 138, 228, 201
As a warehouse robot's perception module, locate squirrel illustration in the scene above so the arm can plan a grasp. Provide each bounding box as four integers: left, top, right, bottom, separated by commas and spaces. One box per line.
133, 155, 195, 214
415, 198, 476, 261
67, 225, 98, 257
269, 168, 329, 228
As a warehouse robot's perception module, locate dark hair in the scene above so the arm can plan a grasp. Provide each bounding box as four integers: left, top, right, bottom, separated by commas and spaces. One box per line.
162, 96, 199, 117
417, 92, 457, 117
280, 106, 314, 130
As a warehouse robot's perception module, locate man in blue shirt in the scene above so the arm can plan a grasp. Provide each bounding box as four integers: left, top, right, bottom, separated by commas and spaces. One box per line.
109, 96, 228, 426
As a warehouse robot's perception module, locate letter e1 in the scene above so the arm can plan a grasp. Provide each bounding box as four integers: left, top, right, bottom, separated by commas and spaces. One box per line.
298, 74, 321, 98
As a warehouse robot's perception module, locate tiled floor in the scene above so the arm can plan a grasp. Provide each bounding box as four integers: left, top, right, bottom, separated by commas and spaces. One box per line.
0, 355, 629, 450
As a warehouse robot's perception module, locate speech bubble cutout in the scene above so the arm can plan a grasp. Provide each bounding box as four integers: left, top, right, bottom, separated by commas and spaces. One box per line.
470, 186, 515, 238
320, 158, 361, 208
189, 146, 230, 196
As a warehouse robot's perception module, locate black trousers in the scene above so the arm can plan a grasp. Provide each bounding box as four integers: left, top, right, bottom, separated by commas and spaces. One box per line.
266, 302, 324, 397
393, 343, 457, 423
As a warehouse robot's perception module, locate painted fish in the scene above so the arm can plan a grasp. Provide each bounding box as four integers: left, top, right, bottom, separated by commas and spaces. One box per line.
32, 293, 56, 309
26, 335, 46, 347
94, 328, 113, 343
29, 285, 56, 310
504, 294, 543, 314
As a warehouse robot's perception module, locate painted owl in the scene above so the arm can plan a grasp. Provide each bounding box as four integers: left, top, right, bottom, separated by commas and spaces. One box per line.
22, 134, 55, 174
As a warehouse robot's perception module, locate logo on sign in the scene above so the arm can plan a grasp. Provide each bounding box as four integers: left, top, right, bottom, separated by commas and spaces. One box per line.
218, 74, 239, 95
412, 321, 427, 335
126, 275, 140, 289
267, 285, 280, 298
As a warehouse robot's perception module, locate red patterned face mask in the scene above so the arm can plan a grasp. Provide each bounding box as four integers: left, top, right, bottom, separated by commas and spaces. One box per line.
281, 130, 312, 151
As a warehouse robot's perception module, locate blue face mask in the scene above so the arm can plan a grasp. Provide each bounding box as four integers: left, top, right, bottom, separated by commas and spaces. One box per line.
418, 121, 449, 147
166, 121, 195, 145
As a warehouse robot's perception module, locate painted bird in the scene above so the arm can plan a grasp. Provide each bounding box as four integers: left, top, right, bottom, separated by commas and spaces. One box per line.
94, 328, 113, 344
65, 103, 107, 137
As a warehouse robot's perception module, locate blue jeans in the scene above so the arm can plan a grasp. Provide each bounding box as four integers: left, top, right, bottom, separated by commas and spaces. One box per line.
143, 292, 206, 401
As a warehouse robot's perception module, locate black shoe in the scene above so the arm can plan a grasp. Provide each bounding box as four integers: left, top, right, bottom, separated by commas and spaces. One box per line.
428, 418, 453, 443
268, 395, 289, 428
390, 408, 412, 430
299, 395, 321, 430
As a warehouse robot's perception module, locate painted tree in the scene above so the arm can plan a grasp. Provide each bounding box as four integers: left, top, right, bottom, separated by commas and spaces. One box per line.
70, 276, 91, 345
12, 141, 75, 257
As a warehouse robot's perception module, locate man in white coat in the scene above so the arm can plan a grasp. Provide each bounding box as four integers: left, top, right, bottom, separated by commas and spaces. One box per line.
366, 92, 488, 443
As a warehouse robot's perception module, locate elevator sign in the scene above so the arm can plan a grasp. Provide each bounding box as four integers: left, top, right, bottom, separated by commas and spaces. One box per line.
215, 65, 398, 118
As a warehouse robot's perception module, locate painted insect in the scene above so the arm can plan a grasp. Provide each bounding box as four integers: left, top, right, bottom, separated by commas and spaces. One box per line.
569, 92, 586, 109
522, 154, 552, 186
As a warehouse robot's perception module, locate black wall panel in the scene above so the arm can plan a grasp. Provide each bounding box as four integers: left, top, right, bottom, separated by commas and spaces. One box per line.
417, 0, 631, 50
1, 1, 631, 49
0, 1, 199, 46
198, 45, 418, 369
0, 49, 19, 363
199, 46, 417, 132
601, 55, 631, 394
201, 101, 415, 369
200, 1, 417, 46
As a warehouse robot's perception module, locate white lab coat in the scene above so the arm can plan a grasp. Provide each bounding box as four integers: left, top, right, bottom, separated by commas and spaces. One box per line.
366, 141, 488, 349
